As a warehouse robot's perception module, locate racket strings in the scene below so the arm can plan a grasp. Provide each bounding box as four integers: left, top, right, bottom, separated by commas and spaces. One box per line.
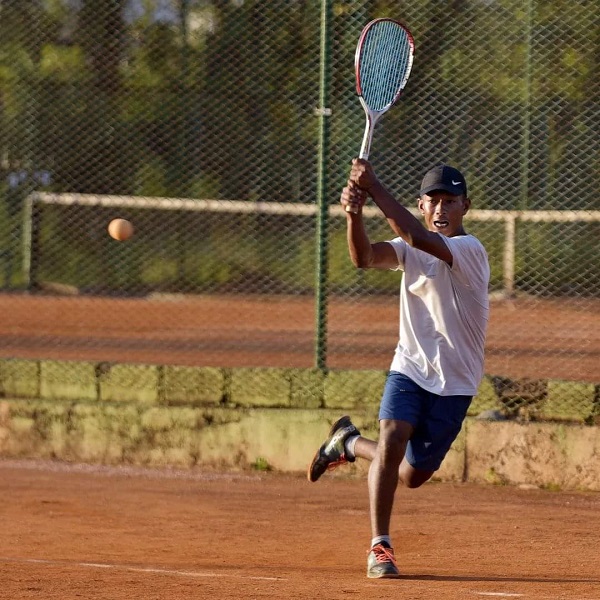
359, 22, 413, 111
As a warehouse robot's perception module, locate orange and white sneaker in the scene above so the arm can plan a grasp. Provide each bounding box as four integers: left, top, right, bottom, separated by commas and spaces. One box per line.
366, 544, 401, 579
307, 415, 360, 482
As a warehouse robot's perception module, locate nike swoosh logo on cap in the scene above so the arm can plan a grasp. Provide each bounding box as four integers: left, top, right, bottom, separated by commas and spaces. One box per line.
451, 180, 461, 185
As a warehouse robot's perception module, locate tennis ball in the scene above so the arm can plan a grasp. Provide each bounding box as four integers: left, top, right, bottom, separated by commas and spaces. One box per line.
108, 218, 134, 241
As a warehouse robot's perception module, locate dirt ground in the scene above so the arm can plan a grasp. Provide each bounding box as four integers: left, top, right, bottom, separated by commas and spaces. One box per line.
0, 292, 598, 382
0, 459, 599, 600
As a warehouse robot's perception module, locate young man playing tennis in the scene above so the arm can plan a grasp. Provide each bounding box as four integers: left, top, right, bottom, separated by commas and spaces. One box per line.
307, 159, 490, 579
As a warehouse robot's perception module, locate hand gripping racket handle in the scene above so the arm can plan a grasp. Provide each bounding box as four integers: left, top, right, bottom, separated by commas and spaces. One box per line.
345, 109, 378, 214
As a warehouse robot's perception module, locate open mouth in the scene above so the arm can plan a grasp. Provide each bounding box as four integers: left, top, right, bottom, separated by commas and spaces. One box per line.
433, 220, 449, 229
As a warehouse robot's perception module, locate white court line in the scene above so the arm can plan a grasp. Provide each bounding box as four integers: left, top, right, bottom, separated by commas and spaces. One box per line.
473, 593, 524, 598
1, 557, 286, 582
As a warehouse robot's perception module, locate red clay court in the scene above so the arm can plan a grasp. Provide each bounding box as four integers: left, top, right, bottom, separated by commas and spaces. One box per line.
1, 460, 599, 600
1, 292, 599, 598
0, 293, 598, 382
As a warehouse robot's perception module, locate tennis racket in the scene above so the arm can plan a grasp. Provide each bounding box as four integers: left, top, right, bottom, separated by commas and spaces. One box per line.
346, 18, 415, 213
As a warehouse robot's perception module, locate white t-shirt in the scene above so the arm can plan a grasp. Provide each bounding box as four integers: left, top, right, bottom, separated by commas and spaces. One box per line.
387, 234, 490, 396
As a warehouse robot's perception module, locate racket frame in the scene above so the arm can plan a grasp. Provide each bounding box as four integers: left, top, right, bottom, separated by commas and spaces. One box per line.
346, 18, 414, 214
355, 18, 415, 161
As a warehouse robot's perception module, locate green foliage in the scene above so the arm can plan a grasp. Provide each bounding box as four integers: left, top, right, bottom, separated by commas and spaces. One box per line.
39, 45, 86, 82
0, 0, 597, 207
0, 0, 597, 297
517, 222, 600, 296
251, 457, 272, 472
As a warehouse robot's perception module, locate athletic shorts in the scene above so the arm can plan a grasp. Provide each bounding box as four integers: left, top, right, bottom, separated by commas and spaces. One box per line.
379, 371, 472, 472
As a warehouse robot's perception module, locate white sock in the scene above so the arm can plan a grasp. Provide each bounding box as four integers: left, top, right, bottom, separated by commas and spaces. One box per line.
371, 535, 392, 549
344, 434, 360, 459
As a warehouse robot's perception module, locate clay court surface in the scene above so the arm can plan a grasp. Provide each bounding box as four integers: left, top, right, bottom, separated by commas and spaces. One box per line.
0, 293, 598, 382
1, 460, 599, 600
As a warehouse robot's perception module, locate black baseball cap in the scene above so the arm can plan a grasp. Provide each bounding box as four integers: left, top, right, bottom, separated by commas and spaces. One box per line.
419, 165, 467, 197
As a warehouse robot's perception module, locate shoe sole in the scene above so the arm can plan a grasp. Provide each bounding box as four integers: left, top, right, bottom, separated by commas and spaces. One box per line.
367, 571, 401, 579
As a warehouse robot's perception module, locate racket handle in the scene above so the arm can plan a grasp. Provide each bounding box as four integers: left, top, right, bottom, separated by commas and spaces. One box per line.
345, 145, 369, 214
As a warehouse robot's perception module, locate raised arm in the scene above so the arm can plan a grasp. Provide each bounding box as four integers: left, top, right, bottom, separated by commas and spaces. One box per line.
347, 159, 453, 265
341, 180, 401, 270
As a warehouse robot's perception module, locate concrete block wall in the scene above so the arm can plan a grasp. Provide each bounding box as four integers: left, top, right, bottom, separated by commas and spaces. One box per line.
0, 358, 599, 490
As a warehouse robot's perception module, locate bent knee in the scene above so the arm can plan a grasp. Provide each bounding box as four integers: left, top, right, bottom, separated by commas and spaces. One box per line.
379, 419, 413, 446
376, 420, 414, 465
401, 476, 428, 489
398, 463, 434, 489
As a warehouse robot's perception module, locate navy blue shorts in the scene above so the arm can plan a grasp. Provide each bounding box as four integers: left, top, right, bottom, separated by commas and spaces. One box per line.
379, 371, 472, 472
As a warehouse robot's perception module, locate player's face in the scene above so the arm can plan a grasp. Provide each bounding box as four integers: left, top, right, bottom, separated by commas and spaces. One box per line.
418, 191, 470, 237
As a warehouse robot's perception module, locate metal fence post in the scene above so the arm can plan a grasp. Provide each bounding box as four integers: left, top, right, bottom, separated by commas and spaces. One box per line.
315, 0, 332, 371
503, 213, 517, 296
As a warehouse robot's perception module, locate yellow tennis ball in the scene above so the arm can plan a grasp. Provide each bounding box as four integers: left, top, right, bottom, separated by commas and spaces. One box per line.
108, 218, 134, 241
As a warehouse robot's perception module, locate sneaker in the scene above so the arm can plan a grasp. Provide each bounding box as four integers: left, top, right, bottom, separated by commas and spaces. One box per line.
366, 544, 401, 579
307, 415, 360, 482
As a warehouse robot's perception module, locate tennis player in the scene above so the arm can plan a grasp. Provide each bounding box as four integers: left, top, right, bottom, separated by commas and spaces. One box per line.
308, 159, 490, 579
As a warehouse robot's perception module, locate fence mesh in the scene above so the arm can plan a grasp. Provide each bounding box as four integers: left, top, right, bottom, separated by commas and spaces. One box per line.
0, 1, 598, 421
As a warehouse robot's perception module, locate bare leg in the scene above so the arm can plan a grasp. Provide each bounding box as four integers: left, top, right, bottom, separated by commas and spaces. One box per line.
353, 436, 378, 460
354, 431, 435, 488
398, 460, 435, 488
367, 420, 413, 537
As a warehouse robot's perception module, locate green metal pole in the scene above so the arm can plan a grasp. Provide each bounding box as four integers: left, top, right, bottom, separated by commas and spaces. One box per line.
315, 0, 332, 371
520, 0, 532, 210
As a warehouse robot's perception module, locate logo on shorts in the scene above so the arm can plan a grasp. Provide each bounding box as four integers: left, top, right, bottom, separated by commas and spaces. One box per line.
423, 441, 432, 448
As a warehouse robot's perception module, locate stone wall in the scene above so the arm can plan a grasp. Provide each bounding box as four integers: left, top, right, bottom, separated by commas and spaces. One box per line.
0, 358, 598, 490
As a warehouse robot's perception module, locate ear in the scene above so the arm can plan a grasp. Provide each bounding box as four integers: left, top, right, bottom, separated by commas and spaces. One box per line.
462, 196, 471, 215
417, 196, 425, 214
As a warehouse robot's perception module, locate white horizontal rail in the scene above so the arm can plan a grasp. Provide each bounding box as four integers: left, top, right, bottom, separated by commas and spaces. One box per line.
26, 193, 600, 296
29, 192, 600, 222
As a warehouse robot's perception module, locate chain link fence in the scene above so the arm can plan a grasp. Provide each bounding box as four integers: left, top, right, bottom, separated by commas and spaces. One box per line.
0, 1, 598, 420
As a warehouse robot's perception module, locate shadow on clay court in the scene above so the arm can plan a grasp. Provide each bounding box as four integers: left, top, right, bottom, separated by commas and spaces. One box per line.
404, 574, 600, 584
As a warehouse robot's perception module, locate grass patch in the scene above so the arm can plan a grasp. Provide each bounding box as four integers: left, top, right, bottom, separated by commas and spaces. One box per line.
251, 457, 272, 472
